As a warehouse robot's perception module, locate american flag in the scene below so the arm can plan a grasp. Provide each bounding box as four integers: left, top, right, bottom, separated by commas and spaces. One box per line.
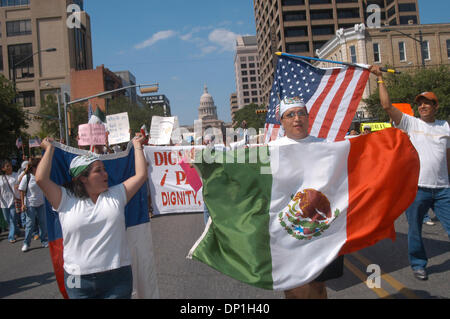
16, 137, 23, 149
29, 137, 41, 148
264, 56, 369, 143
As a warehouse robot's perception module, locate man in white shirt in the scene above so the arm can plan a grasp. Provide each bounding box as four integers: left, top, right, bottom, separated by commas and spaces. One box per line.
269, 96, 344, 299
370, 66, 450, 281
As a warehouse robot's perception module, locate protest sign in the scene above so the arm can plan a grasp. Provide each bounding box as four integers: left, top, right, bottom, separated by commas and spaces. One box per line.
78, 123, 106, 146
144, 145, 204, 214
149, 116, 175, 145
106, 112, 130, 145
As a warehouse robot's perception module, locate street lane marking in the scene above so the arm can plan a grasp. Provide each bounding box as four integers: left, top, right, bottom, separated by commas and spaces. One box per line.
351, 252, 420, 299
343, 258, 393, 299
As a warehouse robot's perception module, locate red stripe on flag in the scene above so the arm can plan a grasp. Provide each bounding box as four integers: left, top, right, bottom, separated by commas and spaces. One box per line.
318, 68, 355, 139
335, 69, 370, 141
340, 128, 419, 255
308, 69, 340, 135
49, 239, 69, 299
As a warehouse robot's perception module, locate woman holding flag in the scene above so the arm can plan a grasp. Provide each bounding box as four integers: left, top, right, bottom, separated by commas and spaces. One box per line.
35, 134, 148, 299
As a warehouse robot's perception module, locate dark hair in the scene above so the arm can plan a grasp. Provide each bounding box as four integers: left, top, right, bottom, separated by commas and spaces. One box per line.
26, 158, 41, 173
0, 159, 12, 175
63, 162, 95, 199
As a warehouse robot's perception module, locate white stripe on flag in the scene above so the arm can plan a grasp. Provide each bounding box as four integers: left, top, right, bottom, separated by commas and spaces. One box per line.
308, 69, 347, 138
305, 69, 334, 115
269, 139, 350, 290
326, 68, 365, 141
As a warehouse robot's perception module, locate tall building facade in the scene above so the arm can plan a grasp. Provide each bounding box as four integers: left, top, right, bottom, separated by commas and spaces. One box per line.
141, 94, 171, 116
253, 0, 420, 105
234, 35, 263, 109
0, 0, 93, 134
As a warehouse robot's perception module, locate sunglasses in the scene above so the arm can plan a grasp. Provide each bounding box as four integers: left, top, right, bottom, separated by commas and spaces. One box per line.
283, 110, 308, 119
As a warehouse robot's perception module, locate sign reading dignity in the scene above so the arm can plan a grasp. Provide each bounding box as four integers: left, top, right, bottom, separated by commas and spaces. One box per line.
78, 123, 106, 146
144, 146, 204, 215
106, 112, 130, 145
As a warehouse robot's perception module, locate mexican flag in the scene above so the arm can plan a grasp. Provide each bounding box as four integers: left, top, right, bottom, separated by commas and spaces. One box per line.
188, 128, 419, 290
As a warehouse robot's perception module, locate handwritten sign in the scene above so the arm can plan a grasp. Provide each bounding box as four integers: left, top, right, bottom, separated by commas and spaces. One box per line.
78, 124, 106, 146
106, 112, 130, 145
149, 116, 175, 145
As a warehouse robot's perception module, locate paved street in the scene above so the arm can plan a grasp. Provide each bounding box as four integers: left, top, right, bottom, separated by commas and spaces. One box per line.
0, 211, 448, 299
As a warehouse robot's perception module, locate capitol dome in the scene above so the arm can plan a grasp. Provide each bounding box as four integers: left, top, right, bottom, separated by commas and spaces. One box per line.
198, 84, 218, 121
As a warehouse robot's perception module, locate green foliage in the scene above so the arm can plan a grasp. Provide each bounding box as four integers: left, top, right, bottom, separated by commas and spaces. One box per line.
364, 65, 450, 122
232, 103, 267, 132
37, 94, 63, 139
0, 74, 28, 159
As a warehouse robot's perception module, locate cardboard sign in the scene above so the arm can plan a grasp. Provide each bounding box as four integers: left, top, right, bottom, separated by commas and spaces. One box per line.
78, 124, 106, 146
144, 146, 205, 215
106, 112, 130, 145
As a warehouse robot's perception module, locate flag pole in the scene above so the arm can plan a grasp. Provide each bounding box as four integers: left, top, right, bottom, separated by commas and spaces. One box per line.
275, 52, 401, 74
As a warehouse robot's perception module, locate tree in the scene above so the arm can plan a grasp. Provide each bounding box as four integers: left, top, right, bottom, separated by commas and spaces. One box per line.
37, 94, 63, 139
232, 103, 267, 132
0, 74, 28, 159
364, 65, 450, 122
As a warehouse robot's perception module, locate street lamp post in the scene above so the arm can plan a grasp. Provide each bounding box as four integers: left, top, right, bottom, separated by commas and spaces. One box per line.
380, 28, 425, 68
64, 83, 159, 146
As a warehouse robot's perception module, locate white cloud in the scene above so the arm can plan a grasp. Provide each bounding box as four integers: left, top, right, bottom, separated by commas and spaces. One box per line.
201, 46, 217, 55
134, 30, 177, 49
208, 29, 239, 52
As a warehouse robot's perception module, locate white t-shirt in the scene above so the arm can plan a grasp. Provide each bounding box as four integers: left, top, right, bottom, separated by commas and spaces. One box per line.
397, 114, 450, 188
269, 135, 325, 146
54, 184, 131, 275
0, 172, 19, 208
18, 174, 45, 207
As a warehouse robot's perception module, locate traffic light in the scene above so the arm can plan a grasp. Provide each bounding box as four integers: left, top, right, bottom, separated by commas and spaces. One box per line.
140, 86, 159, 94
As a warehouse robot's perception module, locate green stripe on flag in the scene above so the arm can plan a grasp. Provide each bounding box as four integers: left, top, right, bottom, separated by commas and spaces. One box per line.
190, 147, 274, 289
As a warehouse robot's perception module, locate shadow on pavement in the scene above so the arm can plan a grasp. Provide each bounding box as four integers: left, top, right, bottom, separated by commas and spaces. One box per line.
0, 272, 55, 298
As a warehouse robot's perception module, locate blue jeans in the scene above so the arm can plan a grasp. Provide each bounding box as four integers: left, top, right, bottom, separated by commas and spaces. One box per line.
405, 187, 450, 270
1, 205, 18, 241
64, 265, 133, 299
24, 204, 48, 246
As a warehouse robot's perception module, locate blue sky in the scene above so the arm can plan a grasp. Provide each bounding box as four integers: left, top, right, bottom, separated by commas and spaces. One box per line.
85, 0, 449, 126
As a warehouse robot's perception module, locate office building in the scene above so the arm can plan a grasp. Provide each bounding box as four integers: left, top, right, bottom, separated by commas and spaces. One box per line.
234, 35, 263, 109
253, 0, 420, 105
114, 70, 137, 105
0, 0, 93, 134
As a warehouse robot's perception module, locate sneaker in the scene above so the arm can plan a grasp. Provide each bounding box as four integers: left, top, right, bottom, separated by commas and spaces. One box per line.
21, 244, 29, 252
42, 242, 49, 248
425, 221, 435, 226
413, 268, 428, 280
9, 239, 16, 243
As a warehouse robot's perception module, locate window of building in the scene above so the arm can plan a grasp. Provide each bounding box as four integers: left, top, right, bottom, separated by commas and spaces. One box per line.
252, 98, 258, 103
241, 64, 247, 69
398, 3, 416, 12
447, 39, 450, 59
313, 41, 327, 51
240, 57, 246, 62
250, 70, 256, 75
0, 46, 3, 71
248, 56, 255, 61
336, 0, 358, 3
285, 26, 308, 38
244, 91, 249, 96
241, 70, 248, 76
286, 42, 309, 53
250, 77, 257, 82
242, 77, 248, 83
8, 43, 34, 80
387, 7, 396, 18
251, 91, 258, 96
243, 84, 249, 89
249, 63, 255, 68
399, 15, 417, 25
281, 0, 305, 5
350, 45, 357, 63
0, 0, 29, 6
373, 43, 381, 63
16, 90, 35, 107
398, 41, 406, 61
422, 40, 430, 60
251, 84, 257, 89
74, 25, 88, 70
244, 98, 250, 104
338, 8, 360, 19
311, 25, 334, 36
389, 18, 397, 26
6, 20, 31, 37
309, 0, 331, 5
310, 10, 333, 20
283, 11, 306, 22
